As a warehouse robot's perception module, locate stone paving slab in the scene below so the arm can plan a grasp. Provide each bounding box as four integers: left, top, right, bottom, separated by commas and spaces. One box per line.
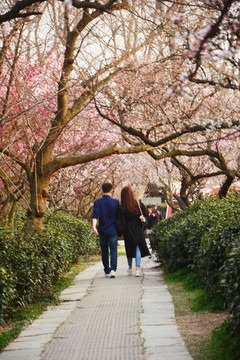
41, 256, 143, 360
0, 263, 102, 360
0, 253, 192, 360
140, 257, 192, 360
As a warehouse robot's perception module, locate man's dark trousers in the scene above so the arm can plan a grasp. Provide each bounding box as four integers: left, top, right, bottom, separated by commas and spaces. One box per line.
99, 234, 118, 274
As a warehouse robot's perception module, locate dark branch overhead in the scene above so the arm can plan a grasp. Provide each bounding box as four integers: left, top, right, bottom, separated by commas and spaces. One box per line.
0, 0, 45, 24
0, 0, 120, 24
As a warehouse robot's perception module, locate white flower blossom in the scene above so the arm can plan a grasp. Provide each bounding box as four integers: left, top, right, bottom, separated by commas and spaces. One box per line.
181, 86, 191, 95
64, 0, 72, 5
214, 50, 233, 59
198, 25, 212, 39
166, 88, 173, 95
180, 72, 189, 81
201, 53, 212, 61
172, 14, 184, 25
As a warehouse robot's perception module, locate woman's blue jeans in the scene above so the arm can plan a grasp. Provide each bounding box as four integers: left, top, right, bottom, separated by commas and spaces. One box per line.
128, 246, 141, 267
99, 234, 118, 274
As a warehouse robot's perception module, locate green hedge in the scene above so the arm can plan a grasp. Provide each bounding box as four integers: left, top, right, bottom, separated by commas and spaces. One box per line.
157, 204, 167, 219
45, 211, 100, 260
150, 200, 201, 269
150, 192, 240, 334
220, 235, 240, 333
0, 211, 99, 324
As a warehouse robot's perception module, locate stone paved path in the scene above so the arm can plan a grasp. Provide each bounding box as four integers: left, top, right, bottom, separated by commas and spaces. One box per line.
0, 255, 192, 360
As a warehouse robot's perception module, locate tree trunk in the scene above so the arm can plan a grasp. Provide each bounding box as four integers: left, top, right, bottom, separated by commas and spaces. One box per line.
218, 175, 235, 199
176, 175, 191, 210
173, 193, 187, 210
7, 199, 18, 227
24, 172, 51, 236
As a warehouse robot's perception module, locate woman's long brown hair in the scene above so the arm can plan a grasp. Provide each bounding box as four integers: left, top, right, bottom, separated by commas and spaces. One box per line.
120, 186, 138, 214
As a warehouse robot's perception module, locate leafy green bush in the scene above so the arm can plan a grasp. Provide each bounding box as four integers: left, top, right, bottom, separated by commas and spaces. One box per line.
150, 200, 202, 271
220, 236, 240, 333
0, 226, 17, 324
45, 211, 100, 258
0, 210, 99, 322
151, 192, 240, 334
193, 193, 240, 293
199, 321, 240, 359
0, 266, 16, 326
150, 208, 185, 254
157, 204, 167, 219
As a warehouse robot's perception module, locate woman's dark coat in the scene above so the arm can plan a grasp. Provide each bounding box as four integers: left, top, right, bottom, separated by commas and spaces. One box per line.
117, 201, 150, 259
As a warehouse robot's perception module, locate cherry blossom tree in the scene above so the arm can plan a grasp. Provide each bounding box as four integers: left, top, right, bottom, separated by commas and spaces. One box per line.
0, 1, 164, 234
0, 0, 239, 233
47, 151, 153, 221
94, 57, 239, 202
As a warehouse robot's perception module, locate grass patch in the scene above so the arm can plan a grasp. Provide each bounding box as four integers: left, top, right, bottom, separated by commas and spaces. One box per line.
197, 322, 240, 360
0, 256, 100, 352
0, 304, 45, 351
164, 268, 224, 313
191, 291, 224, 313
163, 267, 239, 359
0, 321, 30, 351
164, 269, 209, 316
118, 242, 126, 257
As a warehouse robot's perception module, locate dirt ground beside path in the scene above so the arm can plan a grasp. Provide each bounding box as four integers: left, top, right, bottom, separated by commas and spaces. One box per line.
176, 312, 229, 358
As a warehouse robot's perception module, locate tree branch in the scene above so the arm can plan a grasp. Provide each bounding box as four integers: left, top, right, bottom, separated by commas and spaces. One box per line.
0, 0, 125, 24
0, 147, 30, 174
44, 143, 161, 175
0, 1, 45, 24
189, 0, 234, 80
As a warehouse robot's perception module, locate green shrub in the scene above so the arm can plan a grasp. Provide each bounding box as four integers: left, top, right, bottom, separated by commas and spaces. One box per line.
157, 204, 167, 219
0, 210, 99, 323
0, 266, 16, 325
151, 192, 240, 334
149, 208, 185, 255
0, 226, 17, 324
193, 193, 240, 293
150, 200, 202, 271
199, 321, 240, 359
45, 211, 100, 258
220, 236, 240, 333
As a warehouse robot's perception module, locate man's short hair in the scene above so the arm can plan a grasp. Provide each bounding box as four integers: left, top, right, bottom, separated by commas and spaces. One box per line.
102, 183, 113, 193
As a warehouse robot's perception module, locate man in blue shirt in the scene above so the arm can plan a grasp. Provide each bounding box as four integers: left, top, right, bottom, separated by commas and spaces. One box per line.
92, 183, 119, 278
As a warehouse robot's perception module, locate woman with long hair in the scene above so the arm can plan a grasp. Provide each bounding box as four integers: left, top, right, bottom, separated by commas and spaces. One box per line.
117, 186, 150, 276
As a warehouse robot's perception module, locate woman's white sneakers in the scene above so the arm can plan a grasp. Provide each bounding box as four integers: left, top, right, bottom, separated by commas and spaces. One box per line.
135, 269, 141, 277
127, 268, 133, 276
127, 268, 141, 277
